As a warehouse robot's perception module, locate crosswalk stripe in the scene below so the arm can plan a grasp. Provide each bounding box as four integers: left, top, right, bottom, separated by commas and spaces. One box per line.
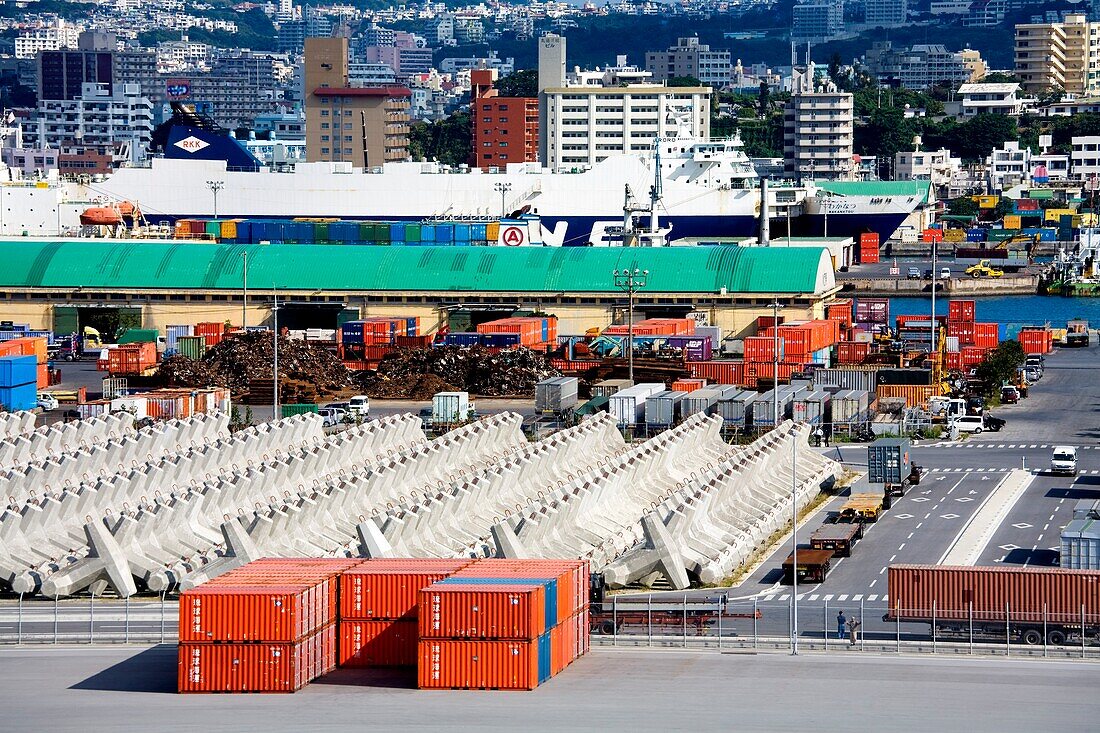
867, 594, 878, 602
823, 594, 834, 601
838, 594, 849, 601
883, 595, 889, 602
779, 594, 790, 601
763, 594, 776, 601
852, 594, 863, 601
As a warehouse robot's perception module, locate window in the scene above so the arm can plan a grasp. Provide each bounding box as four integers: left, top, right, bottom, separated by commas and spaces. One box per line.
321, 147, 329, 154
321, 135, 329, 141
321, 122, 329, 129
499, 141, 508, 147
499, 117, 508, 122
344, 148, 353, 154
344, 135, 352, 142
320, 110, 329, 116
344, 123, 352, 130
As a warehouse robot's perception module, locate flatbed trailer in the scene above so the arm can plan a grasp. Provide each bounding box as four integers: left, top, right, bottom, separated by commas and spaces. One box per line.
588, 600, 761, 635
810, 522, 863, 557
782, 548, 834, 584
837, 493, 887, 522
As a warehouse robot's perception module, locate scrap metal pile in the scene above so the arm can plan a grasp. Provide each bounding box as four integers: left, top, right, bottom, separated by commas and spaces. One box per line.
360, 346, 559, 399
160, 332, 352, 398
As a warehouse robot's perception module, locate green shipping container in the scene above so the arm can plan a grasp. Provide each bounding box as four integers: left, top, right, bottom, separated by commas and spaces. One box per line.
986, 229, 1018, 242
118, 328, 159, 345
374, 222, 390, 243
281, 403, 319, 417
176, 335, 206, 360
359, 223, 372, 242
404, 223, 421, 243
205, 220, 221, 237
314, 222, 329, 241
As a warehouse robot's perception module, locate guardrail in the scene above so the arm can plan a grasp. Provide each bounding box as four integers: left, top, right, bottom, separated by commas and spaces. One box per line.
1, 596, 1097, 661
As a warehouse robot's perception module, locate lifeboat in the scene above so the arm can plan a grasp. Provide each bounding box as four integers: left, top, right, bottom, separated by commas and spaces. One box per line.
79, 202, 137, 226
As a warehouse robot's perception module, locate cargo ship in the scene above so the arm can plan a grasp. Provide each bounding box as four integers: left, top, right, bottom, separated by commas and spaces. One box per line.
59, 106, 925, 246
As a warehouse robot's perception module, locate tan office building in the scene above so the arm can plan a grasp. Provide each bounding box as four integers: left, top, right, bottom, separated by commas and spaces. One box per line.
1015, 13, 1100, 96
304, 37, 411, 167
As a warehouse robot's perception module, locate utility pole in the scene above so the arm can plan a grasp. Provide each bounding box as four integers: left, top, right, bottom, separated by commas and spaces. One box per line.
241, 252, 248, 329
772, 297, 783, 425
206, 180, 224, 219
494, 181, 512, 218
613, 268, 649, 383
272, 287, 280, 420
791, 432, 799, 655
931, 236, 938, 356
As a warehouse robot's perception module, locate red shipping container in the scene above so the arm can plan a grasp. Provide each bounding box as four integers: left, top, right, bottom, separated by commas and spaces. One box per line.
947, 300, 976, 323
826, 299, 853, 328
859, 248, 880, 264
36, 362, 48, 388
886, 565, 1100, 623
418, 583, 546, 640
418, 638, 541, 690
1019, 329, 1053, 355
945, 351, 963, 370
756, 315, 784, 330
671, 378, 706, 392
961, 346, 988, 367
393, 335, 434, 348
686, 360, 743, 385
744, 336, 783, 363
859, 233, 880, 248
339, 620, 418, 667
946, 321, 975, 346
340, 559, 471, 620
836, 341, 870, 364
921, 228, 944, 243
974, 323, 999, 349
743, 362, 799, 382
454, 558, 589, 623
178, 624, 336, 693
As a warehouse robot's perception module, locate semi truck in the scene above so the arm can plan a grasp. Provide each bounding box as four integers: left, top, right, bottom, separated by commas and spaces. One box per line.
884, 565, 1100, 645
1066, 319, 1090, 347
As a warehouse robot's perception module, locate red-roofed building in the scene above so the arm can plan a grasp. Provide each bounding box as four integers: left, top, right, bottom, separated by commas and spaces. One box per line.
470, 68, 538, 170
304, 37, 411, 166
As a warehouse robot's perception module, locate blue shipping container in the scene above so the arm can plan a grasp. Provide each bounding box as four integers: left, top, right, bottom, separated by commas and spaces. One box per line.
445, 332, 481, 346
480, 332, 521, 347
0, 355, 37, 387
966, 228, 986, 242
538, 632, 552, 684
420, 224, 436, 242
341, 322, 365, 344
435, 224, 454, 243
454, 223, 471, 242
0, 383, 36, 411
471, 223, 488, 242
405, 317, 419, 337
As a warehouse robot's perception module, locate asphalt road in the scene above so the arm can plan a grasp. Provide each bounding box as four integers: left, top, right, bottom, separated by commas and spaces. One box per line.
0, 644, 1095, 732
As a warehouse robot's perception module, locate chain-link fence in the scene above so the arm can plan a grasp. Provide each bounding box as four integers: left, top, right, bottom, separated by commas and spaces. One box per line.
588, 597, 1100, 659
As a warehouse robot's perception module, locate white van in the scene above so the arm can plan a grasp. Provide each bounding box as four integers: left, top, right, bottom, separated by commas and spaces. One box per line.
950, 414, 985, 434
347, 395, 370, 418
1051, 446, 1078, 476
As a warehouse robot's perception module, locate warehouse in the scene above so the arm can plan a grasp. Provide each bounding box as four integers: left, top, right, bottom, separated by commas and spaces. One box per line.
0, 241, 838, 338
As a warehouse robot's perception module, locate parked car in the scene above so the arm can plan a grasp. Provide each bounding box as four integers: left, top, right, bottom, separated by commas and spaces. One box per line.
907, 266, 921, 279
940, 267, 952, 280
950, 414, 986, 434
923, 269, 934, 279
1051, 445, 1078, 476
318, 407, 347, 428
36, 392, 58, 411
1000, 386, 1020, 404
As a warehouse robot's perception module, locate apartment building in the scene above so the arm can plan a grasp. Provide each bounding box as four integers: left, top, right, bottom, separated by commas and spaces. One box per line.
470, 68, 538, 169
956, 82, 1032, 116
783, 66, 854, 180
1015, 13, 1100, 96
1071, 136, 1100, 181
792, 1, 844, 41
645, 37, 732, 87
865, 0, 907, 26
986, 141, 1031, 192
894, 144, 964, 197
24, 82, 153, 164
865, 42, 984, 89
304, 37, 410, 167
15, 19, 82, 60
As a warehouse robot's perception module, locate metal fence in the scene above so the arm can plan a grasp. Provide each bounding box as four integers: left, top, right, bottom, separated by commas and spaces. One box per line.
1, 596, 1097, 661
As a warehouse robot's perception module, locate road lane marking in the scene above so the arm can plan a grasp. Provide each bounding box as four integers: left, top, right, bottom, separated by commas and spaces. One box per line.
916, 522, 923, 529
867, 593, 877, 599
898, 543, 906, 550
822, 594, 833, 601
1037, 534, 1044, 542
924, 513, 931, 519
852, 594, 863, 601
907, 532, 914, 539
889, 555, 897, 562
879, 567, 887, 575
808, 594, 819, 601
1044, 523, 1049, 531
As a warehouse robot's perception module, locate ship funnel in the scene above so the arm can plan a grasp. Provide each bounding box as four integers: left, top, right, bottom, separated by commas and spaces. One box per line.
759, 178, 770, 246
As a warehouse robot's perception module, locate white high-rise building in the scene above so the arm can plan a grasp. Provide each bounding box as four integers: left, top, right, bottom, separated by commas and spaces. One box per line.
24, 82, 154, 163
865, 0, 908, 26
783, 64, 854, 180
15, 19, 82, 59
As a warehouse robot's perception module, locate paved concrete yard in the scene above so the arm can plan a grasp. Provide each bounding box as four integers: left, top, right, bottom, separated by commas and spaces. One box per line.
0, 645, 1097, 732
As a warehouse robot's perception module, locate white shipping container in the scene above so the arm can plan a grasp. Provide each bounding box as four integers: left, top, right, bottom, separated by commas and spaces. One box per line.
717, 389, 756, 426
165, 325, 194, 354
608, 383, 664, 425
681, 386, 723, 418
535, 376, 579, 413
78, 400, 110, 419
1060, 520, 1100, 570
110, 396, 148, 420
433, 391, 470, 423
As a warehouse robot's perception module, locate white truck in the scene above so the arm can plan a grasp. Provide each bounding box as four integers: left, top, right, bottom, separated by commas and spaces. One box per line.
1051, 446, 1078, 476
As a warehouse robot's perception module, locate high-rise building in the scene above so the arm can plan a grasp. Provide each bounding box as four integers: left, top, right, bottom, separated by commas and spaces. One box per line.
792, 1, 844, 41
537, 33, 566, 163
865, 42, 985, 89
303, 37, 410, 167
783, 64, 854, 180
470, 68, 538, 170
865, 0, 908, 27
15, 19, 82, 60
1015, 13, 1100, 96
38, 46, 113, 102
24, 82, 153, 163
645, 37, 732, 87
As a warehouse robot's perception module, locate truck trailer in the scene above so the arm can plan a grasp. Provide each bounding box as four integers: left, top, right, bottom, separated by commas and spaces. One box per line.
884, 565, 1100, 646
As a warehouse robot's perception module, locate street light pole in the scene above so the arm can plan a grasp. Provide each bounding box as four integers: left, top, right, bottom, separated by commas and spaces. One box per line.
772, 297, 780, 425
791, 431, 799, 655
207, 180, 224, 219
272, 287, 280, 420
241, 252, 248, 329
613, 268, 649, 383
931, 236, 938, 355
494, 181, 512, 219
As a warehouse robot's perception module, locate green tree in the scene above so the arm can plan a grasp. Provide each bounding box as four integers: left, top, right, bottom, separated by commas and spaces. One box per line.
974, 340, 1025, 394
667, 75, 703, 87
758, 81, 771, 116
495, 69, 538, 98
946, 196, 979, 216
409, 111, 472, 166
856, 106, 918, 177
980, 72, 1020, 84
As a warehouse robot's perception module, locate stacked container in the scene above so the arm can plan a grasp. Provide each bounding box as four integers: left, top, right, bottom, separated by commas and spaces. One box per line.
858, 233, 880, 263
671, 377, 707, 392
417, 559, 589, 690
104, 342, 158, 375
686, 360, 744, 386
338, 559, 471, 668
602, 318, 694, 337
194, 322, 228, 348
476, 317, 557, 349
1, 336, 49, 388
1019, 328, 1054, 355
0, 355, 37, 411
178, 558, 361, 693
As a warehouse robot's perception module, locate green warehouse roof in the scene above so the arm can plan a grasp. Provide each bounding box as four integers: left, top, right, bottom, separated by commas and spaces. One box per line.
0, 241, 836, 295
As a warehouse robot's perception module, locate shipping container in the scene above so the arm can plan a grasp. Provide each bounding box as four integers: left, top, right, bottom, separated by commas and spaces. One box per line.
867, 438, 912, 485
448, 558, 588, 626
792, 390, 830, 425
831, 389, 872, 424
118, 328, 159, 346
418, 584, 546, 640
885, 565, 1100, 625
339, 559, 470, 620
685, 360, 743, 386
811, 367, 879, 393
716, 389, 757, 427
433, 391, 470, 423
875, 384, 938, 408
339, 620, 418, 667
752, 387, 796, 426
0, 383, 36, 412
744, 335, 784, 363
176, 335, 207, 360
535, 376, 579, 414
417, 639, 540, 690
835, 341, 870, 365
671, 377, 707, 393
178, 624, 336, 693
1060, 519, 1100, 570
608, 382, 664, 425
680, 386, 723, 418
854, 298, 889, 325
180, 585, 329, 644
645, 389, 686, 425
591, 379, 633, 398
947, 300, 976, 323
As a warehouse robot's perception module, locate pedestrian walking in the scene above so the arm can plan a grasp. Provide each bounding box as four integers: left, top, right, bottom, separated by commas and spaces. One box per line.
836, 610, 846, 639
848, 617, 862, 647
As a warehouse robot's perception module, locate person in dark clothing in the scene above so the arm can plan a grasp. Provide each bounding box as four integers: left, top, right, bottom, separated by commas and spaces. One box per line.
837, 611, 846, 639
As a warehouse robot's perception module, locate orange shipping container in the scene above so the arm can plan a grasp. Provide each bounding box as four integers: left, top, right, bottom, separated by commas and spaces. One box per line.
178, 624, 336, 693
453, 558, 589, 623
671, 377, 707, 392
179, 584, 329, 643
339, 559, 471, 620
744, 336, 783, 363
37, 363, 48, 388
5, 336, 47, 362
339, 620, 418, 667
418, 584, 547, 640
825, 299, 853, 328
418, 638, 540, 690
875, 384, 939, 408
974, 323, 999, 349
836, 341, 871, 365
686, 360, 743, 385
